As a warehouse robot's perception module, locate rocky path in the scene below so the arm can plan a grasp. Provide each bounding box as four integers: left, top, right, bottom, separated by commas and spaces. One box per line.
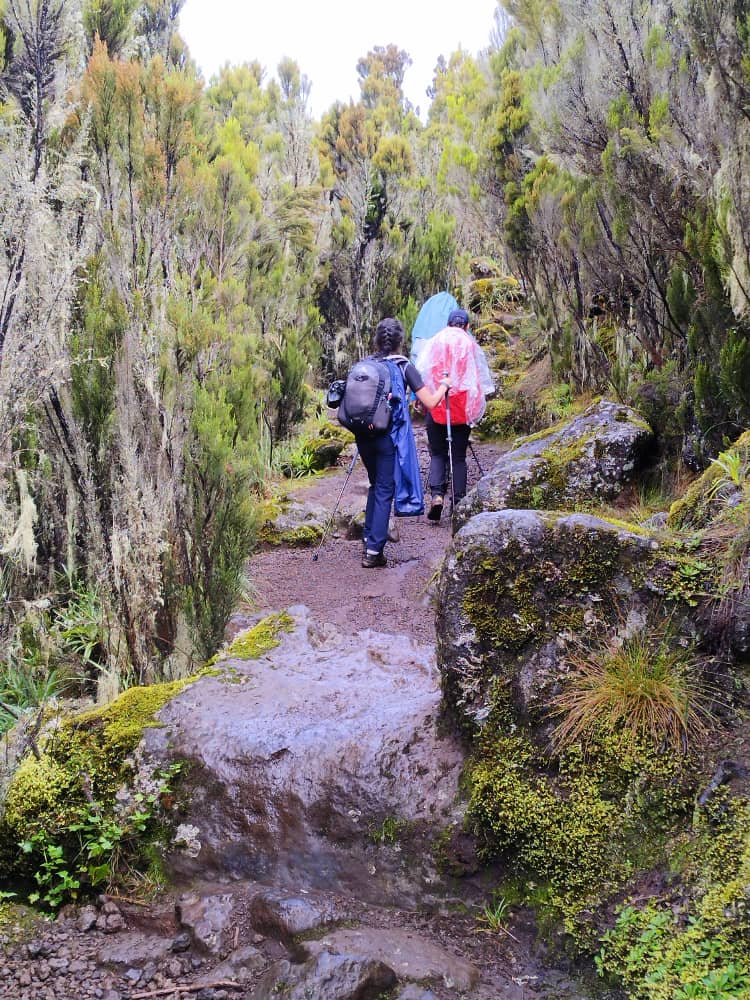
1, 426, 615, 1000
249, 422, 500, 646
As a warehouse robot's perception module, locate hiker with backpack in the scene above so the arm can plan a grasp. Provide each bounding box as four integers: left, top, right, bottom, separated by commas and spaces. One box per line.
416, 308, 494, 521
335, 317, 451, 568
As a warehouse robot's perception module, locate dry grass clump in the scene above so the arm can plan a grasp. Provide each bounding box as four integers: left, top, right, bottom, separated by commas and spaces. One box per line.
551, 629, 714, 752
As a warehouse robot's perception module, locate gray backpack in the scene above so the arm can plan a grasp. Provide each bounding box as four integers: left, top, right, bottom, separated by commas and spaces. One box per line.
337, 358, 393, 435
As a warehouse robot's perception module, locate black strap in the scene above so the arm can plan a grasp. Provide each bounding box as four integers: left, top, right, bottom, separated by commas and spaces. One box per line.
364, 365, 388, 428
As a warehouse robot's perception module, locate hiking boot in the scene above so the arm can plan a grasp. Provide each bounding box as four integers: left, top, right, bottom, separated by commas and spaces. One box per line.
427, 496, 443, 522
361, 551, 387, 568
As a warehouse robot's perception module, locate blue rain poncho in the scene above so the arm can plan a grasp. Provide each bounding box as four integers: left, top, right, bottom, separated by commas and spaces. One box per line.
409, 291, 459, 365
384, 359, 424, 517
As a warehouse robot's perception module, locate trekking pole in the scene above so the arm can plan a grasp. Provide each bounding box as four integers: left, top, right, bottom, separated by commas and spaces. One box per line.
312, 448, 359, 562
468, 439, 484, 477
443, 372, 456, 516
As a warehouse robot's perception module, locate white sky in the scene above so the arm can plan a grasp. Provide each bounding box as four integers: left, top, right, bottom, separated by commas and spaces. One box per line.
179, 0, 499, 119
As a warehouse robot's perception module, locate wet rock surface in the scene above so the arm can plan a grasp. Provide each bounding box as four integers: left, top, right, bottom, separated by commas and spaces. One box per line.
0, 883, 606, 998
142, 604, 467, 906
298, 926, 480, 990
437, 508, 665, 730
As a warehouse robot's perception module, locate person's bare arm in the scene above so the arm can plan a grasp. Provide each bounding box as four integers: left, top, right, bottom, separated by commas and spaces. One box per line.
415, 377, 451, 411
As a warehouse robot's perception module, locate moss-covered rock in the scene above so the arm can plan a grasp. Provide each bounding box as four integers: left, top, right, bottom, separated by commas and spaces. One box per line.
464, 714, 698, 941
279, 422, 350, 478
0, 675, 202, 899
666, 430, 750, 655
456, 399, 655, 528
470, 257, 504, 280
474, 398, 519, 441
258, 497, 327, 548
436, 508, 713, 732
667, 429, 750, 532
210, 613, 295, 663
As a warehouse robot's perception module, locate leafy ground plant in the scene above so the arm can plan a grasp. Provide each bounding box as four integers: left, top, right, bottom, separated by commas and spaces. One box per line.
476, 894, 511, 933
550, 627, 713, 752
705, 447, 749, 501
596, 904, 750, 999
0, 659, 71, 735
18, 763, 182, 909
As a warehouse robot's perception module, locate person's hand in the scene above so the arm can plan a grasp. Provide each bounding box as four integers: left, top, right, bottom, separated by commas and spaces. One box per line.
439, 376, 452, 390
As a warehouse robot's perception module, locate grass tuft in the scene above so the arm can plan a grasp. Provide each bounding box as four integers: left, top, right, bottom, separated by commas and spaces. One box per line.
550, 628, 714, 752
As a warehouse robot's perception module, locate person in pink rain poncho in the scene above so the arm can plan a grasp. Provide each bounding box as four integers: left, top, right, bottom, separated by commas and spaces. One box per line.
415, 308, 494, 520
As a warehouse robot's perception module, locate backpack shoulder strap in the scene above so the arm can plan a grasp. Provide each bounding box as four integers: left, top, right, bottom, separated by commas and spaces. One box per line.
383, 356, 408, 396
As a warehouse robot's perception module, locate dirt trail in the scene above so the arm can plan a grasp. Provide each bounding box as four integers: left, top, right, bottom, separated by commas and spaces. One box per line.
250, 422, 503, 645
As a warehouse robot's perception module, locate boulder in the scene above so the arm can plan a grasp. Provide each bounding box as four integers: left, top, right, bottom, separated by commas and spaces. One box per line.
249, 889, 341, 945
298, 926, 479, 991
141, 606, 466, 907
176, 892, 235, 957
252, 953, 397, 1000
96, 932, 173, 968
258, 498, 328, 547
456, 399, 654, 528
435, 509, 700, 731
193, 943, 265, 985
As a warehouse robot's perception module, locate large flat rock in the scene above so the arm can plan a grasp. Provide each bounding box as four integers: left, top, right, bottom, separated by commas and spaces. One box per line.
143, 606, 466, 906
299, 926, 480, 991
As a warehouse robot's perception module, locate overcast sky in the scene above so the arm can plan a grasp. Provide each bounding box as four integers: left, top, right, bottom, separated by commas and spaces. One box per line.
179, 0, 500, 118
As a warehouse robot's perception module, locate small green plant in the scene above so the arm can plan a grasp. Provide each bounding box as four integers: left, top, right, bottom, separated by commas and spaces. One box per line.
53, 583, 105, 669
476, 894, 511, 932
18, 762, 182, 909
274, 438, 318, 478
706, 448, 749, 501
21, 839, 82, 909
0, 658, 72, 735
550, 628, 712, 752
597, 904, 750, 999
370, 815, 408, 845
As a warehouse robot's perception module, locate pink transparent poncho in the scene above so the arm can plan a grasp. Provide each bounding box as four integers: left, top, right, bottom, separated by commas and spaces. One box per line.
415, 327, 494, 425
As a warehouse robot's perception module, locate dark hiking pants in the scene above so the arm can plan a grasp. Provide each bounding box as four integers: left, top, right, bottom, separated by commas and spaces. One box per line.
426, 413, 471, 502
356, 431, 395, 553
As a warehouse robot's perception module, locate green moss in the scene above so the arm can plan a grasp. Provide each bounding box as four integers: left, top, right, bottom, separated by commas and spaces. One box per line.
369, 815, 412, 845
510, 436, 593, 509
3, 756, 76, 832
513, 420, 569, 447
590, 511, 652, 536
667, 470, 720, 532
475, 398, 518, 441
634, 794, 750, 990
0, 902, 46, 937
214, 612, 295, 662
3, 676, 197, 843
257, 497, 285, 523
259, 523, 323, 547
462, 522, 632, 658
465, 721, 695, 943
257, 491, 324, 547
